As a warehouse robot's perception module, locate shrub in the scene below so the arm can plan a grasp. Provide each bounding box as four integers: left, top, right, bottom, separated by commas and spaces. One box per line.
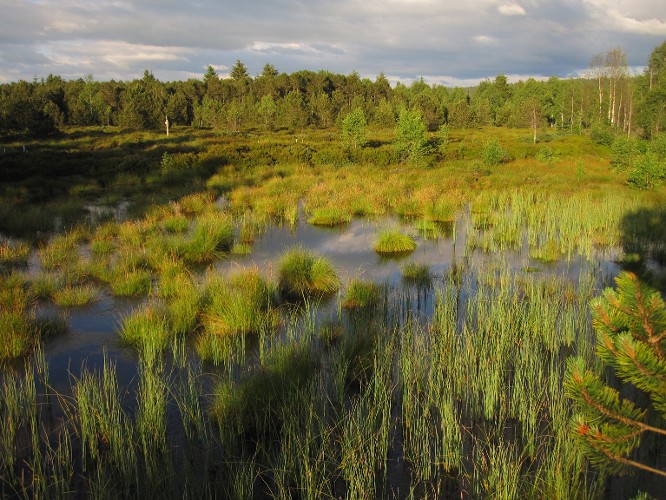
627, 153, 665, 190
536, 146, 558, 164
610, 136, 639, 171
481, 138, 508, 166
590, 125, 614, 146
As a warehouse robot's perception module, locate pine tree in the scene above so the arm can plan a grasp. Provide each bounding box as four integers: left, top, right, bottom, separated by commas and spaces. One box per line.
564, 272, 666, 478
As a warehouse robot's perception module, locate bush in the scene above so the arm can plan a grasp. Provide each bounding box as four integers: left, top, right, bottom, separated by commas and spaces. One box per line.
627, 153, 665, 190
610, 136, 639, 171
481, 138, 508, 166
536, 146, 558, 164
590, 125, 614, 146
649, 133, 666, 159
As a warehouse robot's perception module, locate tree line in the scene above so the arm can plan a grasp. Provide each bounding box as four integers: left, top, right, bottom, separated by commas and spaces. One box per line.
1, 42, 664, 138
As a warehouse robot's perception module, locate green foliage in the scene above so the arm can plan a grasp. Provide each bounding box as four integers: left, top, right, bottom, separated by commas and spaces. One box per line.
610, 136, 640, 171
536, 145, 558, 164
590, 126, 615, 146
342, 108, 367, 150
277, 248, 340, 300
395, 108, 430, 166
564, 272, 666, 478
481, 138, 508, 166
373, 228, 417, 254
401, 262, 432, 286
202, 269, 278, 338
627, 153, 665, 190
342, 279, 383, 309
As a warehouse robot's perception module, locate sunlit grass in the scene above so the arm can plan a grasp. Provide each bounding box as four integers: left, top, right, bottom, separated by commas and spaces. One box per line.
373, 228, 417, 254
277, 247, 341, 300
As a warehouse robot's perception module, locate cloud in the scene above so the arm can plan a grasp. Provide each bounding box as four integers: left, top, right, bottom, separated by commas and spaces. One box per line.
473, 35, 499, 45
582, 0, 666, 35
498, 3, 526, 16
0, 0, 662, 85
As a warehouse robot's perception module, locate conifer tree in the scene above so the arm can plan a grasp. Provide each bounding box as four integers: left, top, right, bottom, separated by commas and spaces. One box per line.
564, 272, 666, 478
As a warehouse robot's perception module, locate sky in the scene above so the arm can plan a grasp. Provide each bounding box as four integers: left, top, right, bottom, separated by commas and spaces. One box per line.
0, 0, 665, 86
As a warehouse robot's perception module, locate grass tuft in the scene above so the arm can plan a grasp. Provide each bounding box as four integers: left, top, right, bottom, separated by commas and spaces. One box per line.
52, 284, 99, 307
342, 279, 383, 309
277, 248, 341, 300
373, 229, 417, 255
401, 262, 432, 286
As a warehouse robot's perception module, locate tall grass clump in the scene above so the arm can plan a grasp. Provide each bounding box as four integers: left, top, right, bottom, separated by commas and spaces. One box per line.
202, 269, 278, 338
119, 304, 173, 352
373, 228, 417, 255
277, 248, 341, 300
52, 284, 99, 307
38, 233, 80, 270
401, 261, 432, 286
342, 279, 383, 309
0, 240, 31, 267
109, 268, 153, 296
0, 274, 38, 361
177, 212, 233, 264
307, 207, 351, 227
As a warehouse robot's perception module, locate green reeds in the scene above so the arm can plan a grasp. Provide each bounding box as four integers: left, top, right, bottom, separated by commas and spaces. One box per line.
401, 261, 432, 286
38, 233, 80, 270
109, 268, 152, 296
202, 269, 278, 338
177, 212, 234, 264
373, 228, 417, 254
307, 207, 351, 227
0, 274, 40, 361
52, 284, 99, 307
0, 240, 30, 266
118, 304, 173, 352
342, 279, 383, 309
277, 247, 341, 300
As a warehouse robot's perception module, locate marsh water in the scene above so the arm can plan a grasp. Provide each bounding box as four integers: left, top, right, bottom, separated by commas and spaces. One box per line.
6, 204, 663, 499
31, 210, 621, 384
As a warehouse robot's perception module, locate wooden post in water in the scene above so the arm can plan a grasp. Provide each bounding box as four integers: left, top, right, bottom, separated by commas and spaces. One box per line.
165, 115, 170, 136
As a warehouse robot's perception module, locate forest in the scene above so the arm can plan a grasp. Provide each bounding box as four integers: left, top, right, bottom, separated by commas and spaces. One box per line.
1, 44, 665, 140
